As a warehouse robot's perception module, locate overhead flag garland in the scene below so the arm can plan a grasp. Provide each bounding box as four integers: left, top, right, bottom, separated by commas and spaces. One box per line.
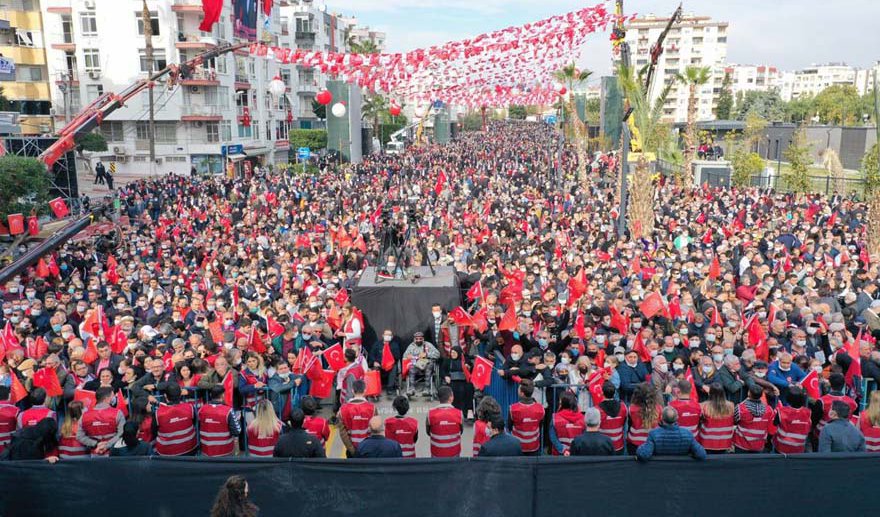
245, 4, 625, 108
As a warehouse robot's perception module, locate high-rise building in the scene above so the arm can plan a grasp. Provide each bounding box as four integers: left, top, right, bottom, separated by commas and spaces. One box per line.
787, 63, 856, 100
0, 0, 53, 135
724, 64, 782, 99
38, 0, 362, 176
337, 16, 385, 51
854, 62, 880, 96
614, 13, 729, 123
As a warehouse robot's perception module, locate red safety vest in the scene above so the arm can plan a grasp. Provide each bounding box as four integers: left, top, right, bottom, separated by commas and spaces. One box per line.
19, 406, 55, 428
303, 415, 330, 447
510, 401, 545, 453
733, 402, 776, 452
198, 403, 235, 457
385, 415, 419, 458
552, 409, 586, 455
58, 421, 89, 458
246, 424, 281, 457
340, 399, 374, 446
343, 318, 362, 347
340, 364, 365, 404
427, 404, 462, 457
859, 414, 880, 453
138, 417, 154, 443
669, 399, 701, 438
155, 402, 197, 456
472, 420, 489, 456
698, 413, 735, 451
598, 403, 627, 451
0, 402, 19, 453
81, 406, 122, 456
627, 405, 661, 447
773, 405, 812, 454
817, 394, 857, 433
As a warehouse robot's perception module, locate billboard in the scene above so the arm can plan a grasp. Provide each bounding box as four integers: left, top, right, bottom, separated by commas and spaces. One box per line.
233, 0, 257, 40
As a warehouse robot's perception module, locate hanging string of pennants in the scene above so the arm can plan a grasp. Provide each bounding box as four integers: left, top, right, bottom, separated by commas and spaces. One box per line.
245, 3, 627, 108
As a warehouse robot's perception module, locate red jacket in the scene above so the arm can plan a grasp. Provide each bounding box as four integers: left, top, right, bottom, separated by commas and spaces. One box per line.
340, 399, 374, 447
303, 415, 331, 447
598, 402, 627, 451
698, 412, 735, 451
0, 402, 19, 453
733, 402, 776, 452
81, 406, 123, 456
627, 404, 661, 447
552, 409, 586, 455
859, 413, 880, 453
247, 424, 281, 457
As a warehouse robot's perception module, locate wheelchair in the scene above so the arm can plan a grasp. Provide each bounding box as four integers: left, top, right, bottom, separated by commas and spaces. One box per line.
398, 359, 440, 400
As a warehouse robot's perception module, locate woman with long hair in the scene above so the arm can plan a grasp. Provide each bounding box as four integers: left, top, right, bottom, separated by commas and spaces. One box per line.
239, 352, 268, 413
859, 390, 880, 453
128, 396, 156, 444
58, 401, 88, 458
210, 475, 258, 517
246, 399, 282, 457
110, 421, 153, 456
626, 383, 662, 455
472, 395, 502, 457
698, 383, 736, 454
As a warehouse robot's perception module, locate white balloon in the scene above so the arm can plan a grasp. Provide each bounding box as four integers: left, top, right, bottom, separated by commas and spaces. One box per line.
414, 105, 427, 118
331, 102, 347, 118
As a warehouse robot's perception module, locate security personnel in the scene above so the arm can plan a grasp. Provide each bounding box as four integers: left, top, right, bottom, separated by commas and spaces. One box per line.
154, 383, 197, 456
17, 388, 56, 429
773, 385, 812, 454
817, 373, 857, 435
0, 387, 20, 454
301, 396, 331, 448
733, 384, 776, 453
337, 380, 376, 457
385, 396, 419, 458
550, 392, 585, 455
508, 379, 545, 455
426, 386, 463, 457
77, 387, 125, 456
247, 400, 282, 457
273, 408, 326, 458
669, 380, 702, 438
597, 383, 627, 453
198, 386, 241, 457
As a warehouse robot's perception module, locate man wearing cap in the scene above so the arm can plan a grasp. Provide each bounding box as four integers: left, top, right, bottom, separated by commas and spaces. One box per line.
568, 408, 614, 456
403, 332, 440, 397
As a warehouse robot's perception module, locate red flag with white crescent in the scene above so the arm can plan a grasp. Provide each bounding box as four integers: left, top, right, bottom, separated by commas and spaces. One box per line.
471, 355, 493, 390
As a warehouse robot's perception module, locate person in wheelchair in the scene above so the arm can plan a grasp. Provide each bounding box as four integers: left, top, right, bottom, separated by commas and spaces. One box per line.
403, 332, 441, 397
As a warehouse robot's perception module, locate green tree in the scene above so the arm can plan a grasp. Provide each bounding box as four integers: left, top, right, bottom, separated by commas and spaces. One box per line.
361, 93, 388, 133
584, 97, 601, 124
348, 38, 380, 55
735, 90, 786, 122
782, 128, 812, 193
311, 99, 326, 121
0, 156, 51, 220
0, 86, 11, 111
813, 85, 863, 125
784, 95, 814, 124
742, 112, 769, 151
864, 143, 880, 194
715, 73, 734, 120
730, 147, 764, 187
74, 131, 108, 175
508, 105, 527, 120
680, 66, 711, 184
289, 129, 327, 150
460, 111, 483, 132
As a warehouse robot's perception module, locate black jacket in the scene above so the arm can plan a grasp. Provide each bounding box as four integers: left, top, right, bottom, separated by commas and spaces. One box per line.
355, 434, 403, 458
569, 431, 615, 456
477, 432, 523, 457
0, 418, 58, 460
273, 428, 326, 458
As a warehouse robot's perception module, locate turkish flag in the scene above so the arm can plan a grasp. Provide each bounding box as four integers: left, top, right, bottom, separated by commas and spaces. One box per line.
588, 369, 606, 405
208, 320, 225, 344
466, 281, 484, 301
471, 307, 489, 333
198, 0, 224, 32
48, 197, 69, 218
448, 306, 474, 327
309, 369, 335, 399
2, 321, 20, 351
35, 258, 50, 278
364, 370, 381, 397
266, 315, 285, 338
631, 254, 642, 276
82, 337, 99, 364
10, 374, 28, 404
116, 389, 129, 418
632, 331, 651, 363
568, 267, 588, 302
248, 327, 267, 354
381, 341, 395, 371
401, 358, 412, 378
434, 170, 447, 195
27, 216, 39, 236
710, 307, 724, 327
109, 326, 128, 355
609, 306, 629, 334
47, 255, 60, 277
639, 292, 665, 319
262, 0, 273, 16
334, 288, 349, 307
799, 369, 820, 400
471, 355, 493, 390
709, 256, 721, 280
27, 336, 48, 360
323, 343, 346, 371
497, 304, 517, 332
7, 214, 24, 235
74, 389, 97, 410
33, 367, 63, 397
685, 367, 699, 402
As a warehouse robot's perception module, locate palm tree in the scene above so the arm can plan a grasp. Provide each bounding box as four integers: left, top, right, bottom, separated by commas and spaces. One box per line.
552, 63, 593, 184
679, 66, 711, 184
348, 38, 380, 55
0, 86, 11, 111
361, 93, 388, 139
617, 65, 679, 239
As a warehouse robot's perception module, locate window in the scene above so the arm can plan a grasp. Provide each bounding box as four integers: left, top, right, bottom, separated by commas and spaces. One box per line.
86, 84, 103, 102
237, 124, 252, 138
135, 121, 150, 141
15, 29, 42, 48
61, 15, 73, 43
83, 49, 101, 73
265, 121, 271, 140
69, 86, 81, 112
136, 11, 160, 36
101, 121, 124, 142
220, 121, 231, 142
218, 87, 230, 109
81, 12, 98, 36
16, 65, 43, 82
206, 122, 220, 143
65, 51, 77, 75
139, 50, 167, 73
155, 122, 177, 144
216, 55, 227, 74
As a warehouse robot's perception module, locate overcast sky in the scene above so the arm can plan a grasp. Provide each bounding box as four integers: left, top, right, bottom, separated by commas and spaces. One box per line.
320, 0, 880, 85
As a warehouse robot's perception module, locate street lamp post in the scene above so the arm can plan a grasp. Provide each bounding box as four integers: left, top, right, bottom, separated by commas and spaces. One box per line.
775, 138, 781, 176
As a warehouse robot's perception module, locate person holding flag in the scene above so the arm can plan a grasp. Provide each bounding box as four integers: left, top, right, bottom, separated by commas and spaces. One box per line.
368, 329, 401, 395
440, 346, 474, 422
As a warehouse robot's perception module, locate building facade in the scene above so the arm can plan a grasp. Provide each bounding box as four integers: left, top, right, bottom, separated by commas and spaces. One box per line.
615, 14, 729, 123
0, 0, 53, 135
724, 64, 781, 100
786, 63, 857, 100
854, 62, 879, 96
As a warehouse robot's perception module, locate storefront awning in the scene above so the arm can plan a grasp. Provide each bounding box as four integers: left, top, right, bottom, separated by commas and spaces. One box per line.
227, 153, 247, 161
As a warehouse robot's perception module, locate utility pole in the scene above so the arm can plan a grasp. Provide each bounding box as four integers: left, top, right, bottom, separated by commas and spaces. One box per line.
142, 0, 156, 171
615, 0, 631, 238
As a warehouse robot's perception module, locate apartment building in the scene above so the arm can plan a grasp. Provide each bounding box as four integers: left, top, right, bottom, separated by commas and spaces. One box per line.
724, 64, 782, 100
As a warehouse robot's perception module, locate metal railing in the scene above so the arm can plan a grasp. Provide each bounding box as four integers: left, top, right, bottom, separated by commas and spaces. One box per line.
748, 173, 867, 198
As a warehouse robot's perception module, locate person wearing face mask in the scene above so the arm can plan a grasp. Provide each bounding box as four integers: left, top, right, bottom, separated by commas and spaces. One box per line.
497, 344, 535, 382
267, 360, 303, 421
650, 356, 673, 394
368, 329, 401, 395
768, 352, 807, 404
616, 350, 648, 403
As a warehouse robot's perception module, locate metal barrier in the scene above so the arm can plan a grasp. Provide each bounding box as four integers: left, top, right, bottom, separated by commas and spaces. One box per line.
748, 173, 867, 198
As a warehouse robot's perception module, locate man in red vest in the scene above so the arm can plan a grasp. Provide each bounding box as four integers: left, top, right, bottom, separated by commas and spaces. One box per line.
733, 384, 776, 453
773, 385, 812, 454
426, 386, 462, 457
669, 380, 701, 438
198, 385, 241, 457
508, 379, 545, 455
817, 373, 857, 436
0, 386, 21, 454
385, 395, 419, 458
17, 388, 56, 429
155, 383, 197, 456
338, 379, 376, 457
78, 387, 124, 456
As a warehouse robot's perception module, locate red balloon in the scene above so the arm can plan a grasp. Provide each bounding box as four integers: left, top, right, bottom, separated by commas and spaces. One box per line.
558, 86, 567, 95
316, 90, 333, 105
389, 105, 401, 116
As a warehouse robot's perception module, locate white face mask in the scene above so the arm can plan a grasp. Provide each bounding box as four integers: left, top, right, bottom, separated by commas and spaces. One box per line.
664, 346, 674, 353
755, 371, 766, 378
383, 335, 392, 341
561, 357, 571, 365
658, 363, 668, 373
705, 334, 716, 343
806, 327, 817, 335
812, 365, 823, 373
432, 311, 442, 319
511, 354, 522, 361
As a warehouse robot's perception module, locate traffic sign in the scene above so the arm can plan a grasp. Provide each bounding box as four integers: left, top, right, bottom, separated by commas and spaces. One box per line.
297, 147, 311, 160
545, 115, 557, 125
222, 144, 244, 156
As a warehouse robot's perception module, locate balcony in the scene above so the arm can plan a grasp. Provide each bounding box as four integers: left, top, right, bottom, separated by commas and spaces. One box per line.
175, 35, 217, 50
51, 42, 75, 51
181, 105, 223, 122
46, 6, 72, 15
180, 69, 220, 86
171, 0, 202, 12
297, 82, 318, 93
234, 76, 251, 90
0, 45, 45, 65
295, 30, 316, 42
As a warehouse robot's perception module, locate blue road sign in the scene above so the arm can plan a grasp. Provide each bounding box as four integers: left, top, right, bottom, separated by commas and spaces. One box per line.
545, 115, 558, 125
222, 144, 244, 156
297, 147, 311, 160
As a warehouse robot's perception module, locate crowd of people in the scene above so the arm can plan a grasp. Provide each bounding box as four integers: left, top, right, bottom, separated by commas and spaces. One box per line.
1, 120, 879, 462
